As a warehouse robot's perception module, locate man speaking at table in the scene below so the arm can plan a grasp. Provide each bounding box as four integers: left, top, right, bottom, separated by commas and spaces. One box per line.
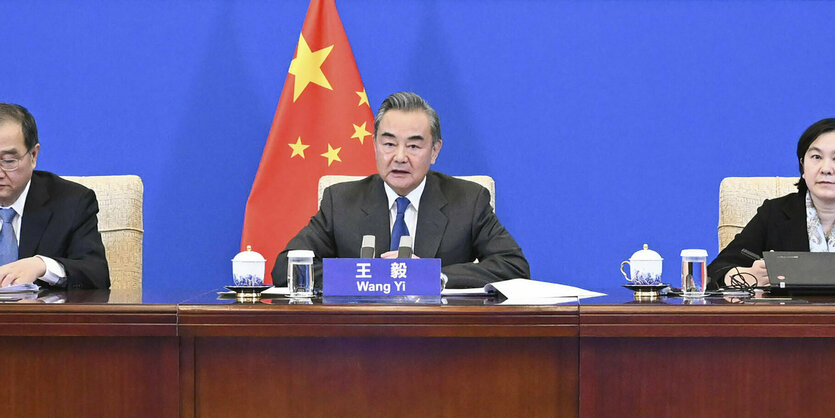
0, 103, 108, 289
273, 92, 529, 289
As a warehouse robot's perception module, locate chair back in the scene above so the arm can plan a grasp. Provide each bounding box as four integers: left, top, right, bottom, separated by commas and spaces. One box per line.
318, 175, 496, 212
718, 176, 798, 251
62, 175, 144, 291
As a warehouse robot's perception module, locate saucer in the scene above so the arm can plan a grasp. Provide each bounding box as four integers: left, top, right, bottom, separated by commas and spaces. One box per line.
224, 285, 271, 301
623, 284, 669, 299
225, 285, 272, 293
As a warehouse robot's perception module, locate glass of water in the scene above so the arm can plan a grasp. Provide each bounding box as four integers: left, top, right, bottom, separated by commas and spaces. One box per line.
681, 249, 708, 297
287, 250, 314, 298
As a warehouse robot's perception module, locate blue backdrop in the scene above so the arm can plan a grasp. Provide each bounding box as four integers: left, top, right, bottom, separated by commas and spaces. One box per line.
2, 0, 834, 295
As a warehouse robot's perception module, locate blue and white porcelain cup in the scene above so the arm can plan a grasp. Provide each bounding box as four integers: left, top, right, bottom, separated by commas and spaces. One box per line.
232, 246, 266, 286
620, 244, 663, 285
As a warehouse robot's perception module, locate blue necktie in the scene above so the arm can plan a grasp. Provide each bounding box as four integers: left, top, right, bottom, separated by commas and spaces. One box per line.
0, 208, 18, 266
390, 197, 410, 251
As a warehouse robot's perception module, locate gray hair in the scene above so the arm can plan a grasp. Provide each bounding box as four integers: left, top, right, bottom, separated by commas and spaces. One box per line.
374, 92, 441, 145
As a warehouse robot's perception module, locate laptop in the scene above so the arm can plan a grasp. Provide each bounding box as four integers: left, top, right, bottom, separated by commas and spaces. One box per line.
763, 251, 835, 295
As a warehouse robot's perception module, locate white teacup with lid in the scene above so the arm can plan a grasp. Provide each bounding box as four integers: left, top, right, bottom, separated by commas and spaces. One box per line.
620, 244, 663, 285
232, 245, 266, 286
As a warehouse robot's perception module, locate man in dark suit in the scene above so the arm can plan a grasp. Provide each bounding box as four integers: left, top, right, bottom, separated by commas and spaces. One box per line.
273, 92, 529, 289
0, 103, 109, 289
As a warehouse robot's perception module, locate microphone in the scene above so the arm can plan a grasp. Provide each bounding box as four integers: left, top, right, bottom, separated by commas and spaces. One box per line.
360, 235, 376, 258
397, 236, 413, 259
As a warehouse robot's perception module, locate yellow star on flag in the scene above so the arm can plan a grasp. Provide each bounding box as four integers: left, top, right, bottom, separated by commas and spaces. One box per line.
356, 89, 369, 107
288, 137, 310, 158
350, 122, 372, 144
288, 34, 334, 102
321, 143, 342, 166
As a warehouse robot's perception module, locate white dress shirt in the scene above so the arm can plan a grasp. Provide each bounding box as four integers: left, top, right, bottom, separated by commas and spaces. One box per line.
0, 179, 67, 286
383, 177, 427, 248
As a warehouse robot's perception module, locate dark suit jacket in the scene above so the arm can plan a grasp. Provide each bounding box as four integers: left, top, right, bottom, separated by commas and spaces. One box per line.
707, 192, 808, 289
19, 170, 109, 289
272, 171, 530, 288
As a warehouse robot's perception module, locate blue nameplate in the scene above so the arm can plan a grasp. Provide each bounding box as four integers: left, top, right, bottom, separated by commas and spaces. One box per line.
323, 258, 441, 296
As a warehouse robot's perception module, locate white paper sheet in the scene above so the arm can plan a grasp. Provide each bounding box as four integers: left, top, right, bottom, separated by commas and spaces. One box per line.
442, 278, 605, 304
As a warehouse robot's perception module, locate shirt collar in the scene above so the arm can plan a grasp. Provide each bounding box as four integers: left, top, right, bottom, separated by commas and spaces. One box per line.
383, 176, 427, 212
1, 178, 31, 217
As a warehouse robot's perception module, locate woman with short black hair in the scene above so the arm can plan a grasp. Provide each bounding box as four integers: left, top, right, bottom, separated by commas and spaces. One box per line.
707, 118, 835, 289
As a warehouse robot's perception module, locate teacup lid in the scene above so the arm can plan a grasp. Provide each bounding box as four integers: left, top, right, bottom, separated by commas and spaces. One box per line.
232, 245, 266, 262
630, 244, 663, 261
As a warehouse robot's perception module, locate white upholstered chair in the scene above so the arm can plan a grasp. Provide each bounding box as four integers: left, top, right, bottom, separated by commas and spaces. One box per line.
318, 175, 496, 211
62, 175, 144, 291
717, 176, 798, 251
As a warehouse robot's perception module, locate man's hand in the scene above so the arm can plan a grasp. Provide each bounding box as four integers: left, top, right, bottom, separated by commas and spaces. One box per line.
379, 250, 420, 259
0, 257, 47, 287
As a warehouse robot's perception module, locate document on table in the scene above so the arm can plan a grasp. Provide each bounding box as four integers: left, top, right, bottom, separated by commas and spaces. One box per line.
0, 283, 40, 294
261, 287, 289, 296
0, 283, 40, 301
442, 278, 605, 304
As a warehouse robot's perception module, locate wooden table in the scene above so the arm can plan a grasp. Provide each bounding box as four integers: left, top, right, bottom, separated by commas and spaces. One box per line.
0, 289, 179, 417
5, 287, 835, 417
579, 289, 835, 417
177, 294, 579, 418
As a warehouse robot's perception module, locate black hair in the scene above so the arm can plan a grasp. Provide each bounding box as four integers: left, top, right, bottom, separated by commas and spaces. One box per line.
0, 103, 39, 151
796, 118, 835, 194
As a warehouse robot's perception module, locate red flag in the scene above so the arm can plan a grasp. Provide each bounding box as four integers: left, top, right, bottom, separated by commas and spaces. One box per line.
242, 0, 376, 282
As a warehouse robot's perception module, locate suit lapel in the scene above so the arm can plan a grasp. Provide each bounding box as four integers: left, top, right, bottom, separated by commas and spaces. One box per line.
778, 193, 810, 251
19, 174, 53, 258
414, 173, 448, 258
359, 176, 392, 256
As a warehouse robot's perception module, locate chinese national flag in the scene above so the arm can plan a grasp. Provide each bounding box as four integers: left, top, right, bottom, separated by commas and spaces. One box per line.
242, 0, 376, 282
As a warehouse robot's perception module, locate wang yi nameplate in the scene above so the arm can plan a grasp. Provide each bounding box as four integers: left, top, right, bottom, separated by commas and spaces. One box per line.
323, 258, 441, 296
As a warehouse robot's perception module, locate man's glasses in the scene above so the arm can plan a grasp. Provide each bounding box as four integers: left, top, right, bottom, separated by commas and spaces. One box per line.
0, 150, 32, 172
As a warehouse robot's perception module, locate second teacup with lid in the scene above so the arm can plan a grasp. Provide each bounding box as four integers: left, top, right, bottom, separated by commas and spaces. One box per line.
620, 244, 663, 285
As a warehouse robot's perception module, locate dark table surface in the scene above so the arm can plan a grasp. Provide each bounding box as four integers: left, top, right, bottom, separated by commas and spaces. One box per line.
7, 281, 835, 307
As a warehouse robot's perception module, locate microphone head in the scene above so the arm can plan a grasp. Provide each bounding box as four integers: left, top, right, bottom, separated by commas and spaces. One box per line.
362, 235, 375, 248
360, 235, 376, 258
397, 236, 413, 258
